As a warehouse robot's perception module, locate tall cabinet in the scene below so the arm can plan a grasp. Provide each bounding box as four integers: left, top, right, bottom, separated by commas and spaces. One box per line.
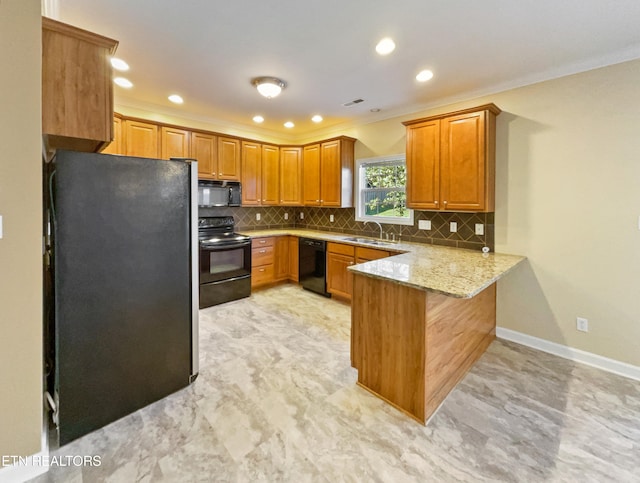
403, 104, 500, 212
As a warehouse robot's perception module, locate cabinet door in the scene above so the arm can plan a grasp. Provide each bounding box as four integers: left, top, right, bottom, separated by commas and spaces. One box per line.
274, 237, 289, 281
218, 137, 241, 180
320, 140, 341, 206
406, 120, 440, 210
241, 141, 261, 205
303, 144, 321, 206
192, 132, 217, 180
101, 116, 122, 155
327, 252, 354, 300
124, 120, 159, 158
262, 145, 280, 206
441, 111, 486, 211
280, 147, 303, 205
161, 126, 190, 160
288, 236, 299, 282
42, 18, 117, 153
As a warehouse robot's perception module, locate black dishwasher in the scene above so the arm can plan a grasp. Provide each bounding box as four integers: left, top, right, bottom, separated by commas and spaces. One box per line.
299, 238, 331, 297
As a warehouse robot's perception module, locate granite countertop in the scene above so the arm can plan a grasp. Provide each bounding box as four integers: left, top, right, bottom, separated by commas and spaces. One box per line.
238, 228, 525, 298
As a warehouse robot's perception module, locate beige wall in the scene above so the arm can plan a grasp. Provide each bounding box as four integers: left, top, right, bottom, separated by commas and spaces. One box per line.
314, 59, 640, 367
0, 0, 43, 461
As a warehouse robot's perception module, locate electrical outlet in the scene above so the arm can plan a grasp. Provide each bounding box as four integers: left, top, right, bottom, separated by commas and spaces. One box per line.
300, 212, 304, 220
418, 220, 431, 230
577, 317, 589, 332
256, 213, 261, 221
475, 223, 484, 236
450, 222, 457, 233
284, 213, 289, 220
330, 214, 334, 222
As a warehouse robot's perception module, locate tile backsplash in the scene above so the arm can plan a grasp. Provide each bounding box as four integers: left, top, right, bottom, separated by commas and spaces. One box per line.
200, 206, 494, 251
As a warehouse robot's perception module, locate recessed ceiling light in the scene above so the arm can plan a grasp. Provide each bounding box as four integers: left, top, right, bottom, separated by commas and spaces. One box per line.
114, 77, 133, 88
284, 121, 294, 128
311, 115, 323, 123
168, 94, 184, 104
370, 108, 381, 113
375, 37, 395, 55
253, 115, 264, 123
416, 69, 434, 82
110, 57, 129, 71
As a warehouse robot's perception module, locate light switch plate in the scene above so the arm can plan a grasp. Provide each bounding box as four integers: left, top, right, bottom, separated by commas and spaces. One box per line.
300, 212, 304, 220
418, 220, 431, 230
284, 213, 289, 220
330, 214, 334, 222
450, 222, 458, 232
475, 223, 484, 236
256, 213, 261, 221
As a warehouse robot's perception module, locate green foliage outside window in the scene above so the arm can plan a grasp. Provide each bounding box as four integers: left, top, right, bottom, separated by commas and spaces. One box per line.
363, 164, 408, 217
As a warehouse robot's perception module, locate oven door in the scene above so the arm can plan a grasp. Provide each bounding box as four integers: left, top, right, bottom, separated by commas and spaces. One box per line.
199, 239, 251, 308
200, 240, 251, 284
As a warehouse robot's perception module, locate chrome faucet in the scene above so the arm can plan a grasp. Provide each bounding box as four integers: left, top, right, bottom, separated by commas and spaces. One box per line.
365, 220, 383, 240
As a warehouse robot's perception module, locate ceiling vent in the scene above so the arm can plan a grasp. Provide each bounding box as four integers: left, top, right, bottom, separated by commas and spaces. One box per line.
342, 98, 364, 107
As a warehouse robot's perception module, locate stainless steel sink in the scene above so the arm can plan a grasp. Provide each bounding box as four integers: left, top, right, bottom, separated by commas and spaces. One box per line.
340, 236, 395, 246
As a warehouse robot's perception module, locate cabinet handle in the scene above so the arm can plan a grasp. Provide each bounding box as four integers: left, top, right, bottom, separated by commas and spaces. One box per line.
259, 249, 266, 253
259, 240, 266, 244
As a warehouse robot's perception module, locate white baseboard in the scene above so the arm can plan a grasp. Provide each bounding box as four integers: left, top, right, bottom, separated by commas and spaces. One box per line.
496, 327, 640, 382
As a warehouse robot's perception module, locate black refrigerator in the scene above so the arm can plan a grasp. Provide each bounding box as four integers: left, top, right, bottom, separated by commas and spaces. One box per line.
46, 150, 199, 446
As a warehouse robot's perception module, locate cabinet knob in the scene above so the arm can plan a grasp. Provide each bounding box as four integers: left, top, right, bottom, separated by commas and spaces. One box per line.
259, 249, 266, 253
434, 200, 439, 204
259, 268, 265, 272
259, 240, 266, 244
443, 200, 448, 204
316, 199, 320, 202
320, 200, 323, 203
219, 173, 222, 176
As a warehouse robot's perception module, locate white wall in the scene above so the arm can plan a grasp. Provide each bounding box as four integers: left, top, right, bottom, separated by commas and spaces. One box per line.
0, 0, 43, 462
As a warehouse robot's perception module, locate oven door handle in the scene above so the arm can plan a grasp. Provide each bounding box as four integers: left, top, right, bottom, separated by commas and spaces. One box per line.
203, 274, 251, 286
200, 240, 251, 250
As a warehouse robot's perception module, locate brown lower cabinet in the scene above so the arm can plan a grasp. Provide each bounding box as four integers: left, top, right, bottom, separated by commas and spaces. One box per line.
251, 236, 389, 296
327, 243, 390, 301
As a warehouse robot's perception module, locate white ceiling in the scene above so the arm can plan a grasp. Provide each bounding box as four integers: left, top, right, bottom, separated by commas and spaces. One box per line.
54, 0, 640, 140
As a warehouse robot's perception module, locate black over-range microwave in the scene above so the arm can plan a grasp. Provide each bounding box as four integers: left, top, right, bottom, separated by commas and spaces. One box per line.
197, 180, 241, 207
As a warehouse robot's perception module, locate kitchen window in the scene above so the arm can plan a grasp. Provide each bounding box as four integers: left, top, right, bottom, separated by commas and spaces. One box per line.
355, 154, 414, 226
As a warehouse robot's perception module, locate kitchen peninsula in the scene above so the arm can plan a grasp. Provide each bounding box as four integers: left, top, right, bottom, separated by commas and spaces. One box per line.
240, 228, 525, 423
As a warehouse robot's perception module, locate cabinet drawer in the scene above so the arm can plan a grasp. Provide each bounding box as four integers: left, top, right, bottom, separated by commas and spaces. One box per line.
328, 242, 355, 256
355, 247, 389, 262
252, 264, 274, 286
252, 237, 275, 248
252, 246, 274, 266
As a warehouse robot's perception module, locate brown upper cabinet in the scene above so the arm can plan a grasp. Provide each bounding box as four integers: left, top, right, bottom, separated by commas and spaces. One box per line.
403, 104, 500, 212
42, 17, 118, 154
280, 147, 303, 206
241, 142, 279, 205
161, 126, 190, 159
191, 132, 217, 179
101, 115, 122, 155
123, 120, 159, 158
217, 137, 241, 180
302, 136, 356, 207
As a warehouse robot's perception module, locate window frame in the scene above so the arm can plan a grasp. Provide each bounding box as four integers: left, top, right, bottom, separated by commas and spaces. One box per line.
354, 154, 414, 226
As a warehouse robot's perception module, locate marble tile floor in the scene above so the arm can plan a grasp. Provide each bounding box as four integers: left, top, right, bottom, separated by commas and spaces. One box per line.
30, 284, 640, 483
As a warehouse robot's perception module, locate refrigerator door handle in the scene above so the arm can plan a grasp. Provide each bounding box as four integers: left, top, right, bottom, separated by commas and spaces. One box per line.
189, 161, 200, 379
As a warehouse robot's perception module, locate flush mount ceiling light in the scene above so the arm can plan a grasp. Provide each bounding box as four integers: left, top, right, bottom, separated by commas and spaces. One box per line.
375, 37, 396, 55
284, 121, 294, 128
311, 115, 323, 123
252, 115, 264, 123
252, 76, 287, 99
168, 94, 184, 104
